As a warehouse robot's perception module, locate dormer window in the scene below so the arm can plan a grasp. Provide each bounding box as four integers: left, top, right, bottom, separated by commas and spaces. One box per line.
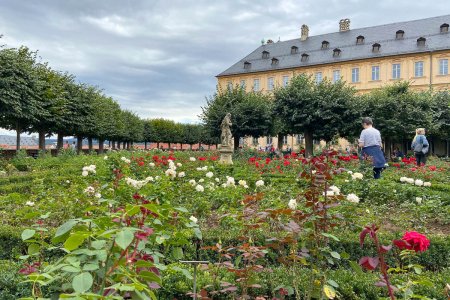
356, 35, 365, 44
291, 46, 298, 54
321, 41, 329, 49
333, 48, 341, 57
417, 37, 426, 46
372, 43, 381, 53
244, 61, 251, 69
262, 51, 270, 59
441, 23, 449, 33
396, 30, 404, 39
271, 57, 279, 66
301, 53, 309, 62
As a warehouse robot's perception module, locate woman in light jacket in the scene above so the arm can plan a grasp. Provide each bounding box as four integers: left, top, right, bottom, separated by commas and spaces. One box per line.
411, 128, 429, 166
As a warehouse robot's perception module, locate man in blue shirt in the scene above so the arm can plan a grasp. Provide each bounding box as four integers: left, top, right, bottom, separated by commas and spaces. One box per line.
359, 117, 386, 179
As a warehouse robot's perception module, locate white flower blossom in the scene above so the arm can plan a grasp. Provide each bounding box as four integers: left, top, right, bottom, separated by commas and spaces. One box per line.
178, 172, 186, 178
351, 172, 363, 180
329, 185, 340, 195
400, 177, 407, 182
215, 178, 220, 183
201, 166, 208, 171
226, 176, 236, 187
25, 201, 35, 207
125, 177, 149, 189
347, 171, 353, 175
311, 170, 317, 174
121, 157, 131, 164
346, 193, 360, 203
415, 197, 422, 204
199, 178, 205, 183
414, 179, 424, 186
177, 163, 182, 167
145, 176, 154, 182
423, 182, 431, 187
206, 172, 214, 178
323, 191, 335, 196
255, 180, 265, 187
84, 186, 96, 196
195, 184, 204, 192
81, 170, 89, 177
94, 193, 102, 199
165, 168, 177, 179
155, 176, 161, 180
149, 162, 155, 167
196, 167, 202, 171
66, 180, 70, 184
288, 199, 297, 210
238, 180, 247, 187
189, 216, 198, 223
189, 157, 196, 162
405, 178, 415, 184
103, 156, 108, 160
189, 179, 196, 186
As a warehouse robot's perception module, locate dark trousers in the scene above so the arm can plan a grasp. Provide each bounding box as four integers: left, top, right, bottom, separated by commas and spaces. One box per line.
415, 152, 427, 166
373, 167, 384, 179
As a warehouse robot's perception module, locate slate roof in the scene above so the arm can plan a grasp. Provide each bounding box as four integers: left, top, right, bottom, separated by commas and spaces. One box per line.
0, 135, 38, 146
218, 15, 450, 77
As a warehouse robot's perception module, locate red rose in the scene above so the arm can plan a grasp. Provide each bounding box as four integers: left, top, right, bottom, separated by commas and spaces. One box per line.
402, 231, 430, 252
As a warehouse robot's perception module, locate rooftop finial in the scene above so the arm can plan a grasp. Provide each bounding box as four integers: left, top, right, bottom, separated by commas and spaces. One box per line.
301, 24, 309, 41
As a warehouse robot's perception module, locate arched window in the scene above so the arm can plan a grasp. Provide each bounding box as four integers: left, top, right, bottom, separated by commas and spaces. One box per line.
396, 30, 404, 39
333, 48, 341, 57
356, 35, 365, 44
441, 23, 449, 33
301, 53, 309, 62
417, 37, 426, 46
372, 43, 381, 52
321, 41, 329, 49
244, 61, 251, 69
262, 51, 270, 59
291, 46, 298, 54
271, 57, 279, 66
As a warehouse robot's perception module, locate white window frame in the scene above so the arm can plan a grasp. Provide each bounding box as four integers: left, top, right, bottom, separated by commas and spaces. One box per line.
267, 77, 274, 90
439, 59, 448, 75
253, 79, 260, 91
392, 63, 401, 79
414, 61, 424, 77
282, 75, 289, 87
296, 134, 303, 145
266, 137, 273, 145
240, 80, 246, 89
371, 66, 380, 81
227, 81, 233, 90
333, 70, 341, 83
282, 136, 288, 145
315, 72, 323, 84
351, 67, 360, 83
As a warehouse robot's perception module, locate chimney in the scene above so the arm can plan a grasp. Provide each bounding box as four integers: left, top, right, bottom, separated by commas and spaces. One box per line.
301, 24, 309, 41
339, 19, 350, 32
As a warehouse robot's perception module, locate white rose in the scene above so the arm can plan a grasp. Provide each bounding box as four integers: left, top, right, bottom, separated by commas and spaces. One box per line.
195, 185, 204, 192
415, 197, 422, 204
414, 179, 424, 186
423, 182, 431, 187
190, 157, 196, 161
323, 191, 334, 196
311, 170, 317, 174
149, 162, 155, 167
104, 156, 108, 160
406, 178, 415, 184
215, 178, 220, 183
25, 201, 35, 207
177, 163, 182, 167
206, 172, 214, 178
178, 172, 186, 178
94, 193, 102, 198
238, 180, 247, 186
189, 216, 198, 223
255, 180, 264, 187
346, 193, 360, 203
329, 185, 340, 195
288, 199, 297, 210
189, 179, 196, 186
199, 178, 205, 183
82, 170, 89, 177
400, 177, 407, 182
351, 172, 363, 180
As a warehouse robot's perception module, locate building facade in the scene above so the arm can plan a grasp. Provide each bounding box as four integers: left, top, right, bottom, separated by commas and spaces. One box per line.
217, 15, 450, 150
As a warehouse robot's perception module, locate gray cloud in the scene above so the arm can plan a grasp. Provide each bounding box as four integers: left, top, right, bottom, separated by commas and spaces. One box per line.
0, 0, 449, 134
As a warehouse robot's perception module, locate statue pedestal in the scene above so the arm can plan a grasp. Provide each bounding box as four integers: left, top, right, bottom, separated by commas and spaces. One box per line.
219, 145, 233, 165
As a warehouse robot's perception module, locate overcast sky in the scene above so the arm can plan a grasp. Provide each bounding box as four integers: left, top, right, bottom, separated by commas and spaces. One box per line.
0, 0, 449, 135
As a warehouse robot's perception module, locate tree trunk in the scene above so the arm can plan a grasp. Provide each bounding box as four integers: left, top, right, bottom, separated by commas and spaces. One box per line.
16, 122, 21, 152
123, 141, 126, 149
109, 140, 111, 148
168, 142, 171, 150
198, 142, 201, 150
180, 143, 183, 150
208, 144, 211, 150
157, 142, 160, 149
113, 141, 117, 149
190, 144, 193, 151
127, 141, 130, 150
57, 133, 64, 152
38, 130, 46, 151
88, 137, 93, 152
277, 134, 283, 151
144, 141, 147, 150
304, 130, 313, 157
384, 137, 392, 161
233, 136, 239, 150
77, 136, 83, 154
447, 139, 449, 157
99, 138, 105, 154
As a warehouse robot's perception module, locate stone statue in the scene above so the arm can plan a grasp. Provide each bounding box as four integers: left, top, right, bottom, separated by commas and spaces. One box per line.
220, 113, 232, 147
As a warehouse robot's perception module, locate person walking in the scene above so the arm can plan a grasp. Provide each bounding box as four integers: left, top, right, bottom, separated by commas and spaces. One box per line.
359, 117, 386, 179
411, 128, 429, 166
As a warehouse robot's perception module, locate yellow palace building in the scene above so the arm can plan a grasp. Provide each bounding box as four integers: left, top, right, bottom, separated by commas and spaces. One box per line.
216, 15, 450, 151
